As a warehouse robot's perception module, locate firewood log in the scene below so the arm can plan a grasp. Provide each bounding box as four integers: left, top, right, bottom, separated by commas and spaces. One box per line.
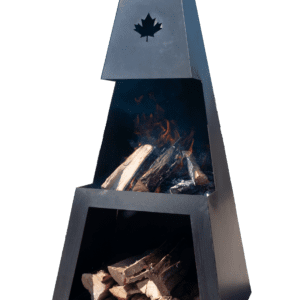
169, 180, 198, 194
109, 238, 192, 298
126, 269, 150, 284
183, 151, 209, 185
147, 239, 193, 296
109, 284, 140, 300
136, 279, 162, 300
108, 238, 178, 286
133, 141, 181, 192
108, 252, 150, 286
81, 270, 115, 300
101, 144, 154, 191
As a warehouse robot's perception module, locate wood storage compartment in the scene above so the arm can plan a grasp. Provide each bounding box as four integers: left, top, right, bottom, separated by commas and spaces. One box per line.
68, 208, 199, 300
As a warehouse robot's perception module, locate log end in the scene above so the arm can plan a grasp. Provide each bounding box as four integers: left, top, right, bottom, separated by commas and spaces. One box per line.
194, 171, 209, 185
109, 284, 140, 300
82, 270, 114, 300
108, 266, 127, 286
81, 273, 93, 294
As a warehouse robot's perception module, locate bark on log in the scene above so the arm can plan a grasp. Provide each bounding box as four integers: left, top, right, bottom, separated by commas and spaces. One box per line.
109, 284, 140, 300
101, 145, 154, 191
133, 141, 181, 192
81, 270, 115, 300
147, 239, 192, 296
183, 151, 209, 186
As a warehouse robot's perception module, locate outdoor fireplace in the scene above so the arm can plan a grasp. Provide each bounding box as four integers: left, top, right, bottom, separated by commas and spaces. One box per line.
52, 1, 251, 300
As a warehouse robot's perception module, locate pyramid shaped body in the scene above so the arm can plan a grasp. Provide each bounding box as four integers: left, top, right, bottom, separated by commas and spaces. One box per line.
52, 1, 251, 300
102, 0, 208, 81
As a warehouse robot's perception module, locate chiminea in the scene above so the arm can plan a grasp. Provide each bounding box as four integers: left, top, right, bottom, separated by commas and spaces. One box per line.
52, 1, 251, 300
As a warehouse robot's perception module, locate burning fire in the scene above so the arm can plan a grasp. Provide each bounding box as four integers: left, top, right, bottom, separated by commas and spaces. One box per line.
101, 92, 213, 195
134, 97, 194, 151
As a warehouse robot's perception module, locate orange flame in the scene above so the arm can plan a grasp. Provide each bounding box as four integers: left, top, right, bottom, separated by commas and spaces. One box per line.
135, 95, 144, 104
133, 95, 196, 150
154, 186, 161, 193
188, 138, 195, 154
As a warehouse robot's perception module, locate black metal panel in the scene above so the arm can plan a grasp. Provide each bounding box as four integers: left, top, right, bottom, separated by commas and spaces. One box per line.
53, 188, 250, 300
208, 192, 251, 300
53, 188, 221, 300
101, 0, 192, 79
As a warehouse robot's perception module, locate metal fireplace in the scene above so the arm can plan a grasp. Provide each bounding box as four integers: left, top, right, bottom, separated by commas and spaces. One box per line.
52, 1, 251, 300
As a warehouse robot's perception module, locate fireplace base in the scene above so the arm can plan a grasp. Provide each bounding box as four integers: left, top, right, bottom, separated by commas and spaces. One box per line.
53, 187, 251, 300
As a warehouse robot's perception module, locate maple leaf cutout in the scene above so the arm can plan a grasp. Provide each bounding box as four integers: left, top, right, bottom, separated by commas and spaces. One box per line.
134, 13, 162, 42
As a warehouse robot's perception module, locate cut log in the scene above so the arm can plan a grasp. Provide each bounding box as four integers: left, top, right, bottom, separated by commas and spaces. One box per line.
136, 279, 162, 300
101, 144, 154, 191
108, 238, 178, 286
147, 239, 193, 296
109, 284, 140, 300
81, 270, 115, 300
109, 238, 192, 298
133, 141, 181, 192
183, 151, 209, 186
126, 269, 150, 284
108, 252, 150, 286
136, 279, 149, 294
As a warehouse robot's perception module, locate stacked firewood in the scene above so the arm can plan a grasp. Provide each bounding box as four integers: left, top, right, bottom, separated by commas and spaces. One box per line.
101, 141, 214, 195
82, 238, 199, 300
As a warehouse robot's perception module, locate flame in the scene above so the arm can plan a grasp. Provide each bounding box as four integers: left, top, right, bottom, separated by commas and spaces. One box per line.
133, 95, 196, 151
134, 142, 142, 151
135, 95, 144, 104
155, 186, 161, 193
175, 155, 184, 172
188, 138, 195, 154
133, 102, 179, 148
181, 129, 195, 152
128, 94, 206, 193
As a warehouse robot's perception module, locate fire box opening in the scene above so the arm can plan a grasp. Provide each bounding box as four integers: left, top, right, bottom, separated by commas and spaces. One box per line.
94, 79, 215, 196
69, 208, 199, 300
